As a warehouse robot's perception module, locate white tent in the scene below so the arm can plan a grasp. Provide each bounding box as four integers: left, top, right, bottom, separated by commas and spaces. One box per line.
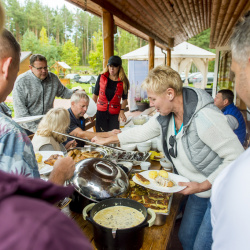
122, 42, 215, 89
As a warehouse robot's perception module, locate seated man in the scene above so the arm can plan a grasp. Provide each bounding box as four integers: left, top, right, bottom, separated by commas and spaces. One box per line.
214, 89, 246, 144
13, 54, 76, 135
0, 29, 74, 186
67, 90, 120, 147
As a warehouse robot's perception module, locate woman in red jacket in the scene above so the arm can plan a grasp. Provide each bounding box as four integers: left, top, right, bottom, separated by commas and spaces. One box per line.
92, 56, 129, 132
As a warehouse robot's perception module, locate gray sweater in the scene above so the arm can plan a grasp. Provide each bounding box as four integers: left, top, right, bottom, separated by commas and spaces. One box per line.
13, 70, 73, 132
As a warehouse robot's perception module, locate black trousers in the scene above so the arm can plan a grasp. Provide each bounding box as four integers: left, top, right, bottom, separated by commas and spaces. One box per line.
95, 110, 119, 132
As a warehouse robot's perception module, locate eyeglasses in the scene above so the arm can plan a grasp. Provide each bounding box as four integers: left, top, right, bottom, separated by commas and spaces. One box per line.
31, 65, 49, 71
169, 135, 177, 158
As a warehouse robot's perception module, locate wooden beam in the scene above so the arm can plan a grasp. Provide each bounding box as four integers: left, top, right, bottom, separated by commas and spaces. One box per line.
149, 37, 155, 70
210, 0, 222, 48
219, 0, 250, 46
102, 8, 114, 69
91, 0, 169, 47
167, 48, 171, 67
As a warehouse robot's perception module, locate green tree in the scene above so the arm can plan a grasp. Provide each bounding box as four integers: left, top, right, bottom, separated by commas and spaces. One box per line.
39, 26, 49, 44
4, 0, 25, 41
21, 29, 39, 52
61, 40, 80, 66
88, 30, 103, 74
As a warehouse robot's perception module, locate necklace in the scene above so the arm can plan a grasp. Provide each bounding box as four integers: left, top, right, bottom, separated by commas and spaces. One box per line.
173, 116, 183, 135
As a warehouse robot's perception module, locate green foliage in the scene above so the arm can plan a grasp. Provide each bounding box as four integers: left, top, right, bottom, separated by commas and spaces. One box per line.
5, 0, 146, 72
39, 27, 49, 44
141, 98, 149, 104
5, 102, 14, 117
21, 29, 39, 52
88, 30, 103, 74
61, 40, 80, 66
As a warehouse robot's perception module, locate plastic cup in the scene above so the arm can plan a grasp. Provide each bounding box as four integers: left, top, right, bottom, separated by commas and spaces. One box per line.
120, 120, 126, 128
140, 162, 151, 170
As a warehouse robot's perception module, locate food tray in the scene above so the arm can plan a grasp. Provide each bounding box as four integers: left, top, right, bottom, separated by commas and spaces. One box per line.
67, 146, 106, 155
103, 148, 151, 165
128, 173, 173, 225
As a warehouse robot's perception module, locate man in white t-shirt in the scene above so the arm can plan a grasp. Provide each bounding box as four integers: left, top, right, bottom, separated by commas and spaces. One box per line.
211, 11, 250, 250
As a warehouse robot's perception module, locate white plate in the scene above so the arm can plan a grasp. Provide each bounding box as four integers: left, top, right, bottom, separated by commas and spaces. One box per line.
86, 98, 97, 117
132, 170, 190, 193
36, 151, 64, 175
13, 115, 44, 124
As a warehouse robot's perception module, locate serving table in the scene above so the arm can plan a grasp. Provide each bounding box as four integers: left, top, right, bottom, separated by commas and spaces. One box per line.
61, 159, 183, 250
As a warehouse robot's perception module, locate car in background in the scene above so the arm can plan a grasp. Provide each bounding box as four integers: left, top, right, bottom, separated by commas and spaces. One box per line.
188, 72, 201, 83
192, 72, 214, 85
65, 74, 80, 81
76, 75, 96, 84
180, 72, 191, 82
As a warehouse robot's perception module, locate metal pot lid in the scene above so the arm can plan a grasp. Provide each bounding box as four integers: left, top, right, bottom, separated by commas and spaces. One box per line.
70, 158, 129, 201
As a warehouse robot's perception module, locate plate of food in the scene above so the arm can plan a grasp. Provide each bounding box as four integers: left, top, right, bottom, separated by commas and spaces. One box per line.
35, 151, 64, 175
67, 147, 105, 163
132, 170, 189, 193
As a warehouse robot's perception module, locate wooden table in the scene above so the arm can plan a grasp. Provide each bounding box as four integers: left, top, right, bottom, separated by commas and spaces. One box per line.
62, 160, 183, 250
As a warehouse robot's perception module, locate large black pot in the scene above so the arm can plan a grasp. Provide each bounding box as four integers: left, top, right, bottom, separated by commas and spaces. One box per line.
69, 190, 96, 213
83, 198, 155, 250
69, 158, 129, 213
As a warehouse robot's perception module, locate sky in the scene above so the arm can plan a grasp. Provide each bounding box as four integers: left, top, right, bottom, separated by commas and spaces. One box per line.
19, 0, 79, 12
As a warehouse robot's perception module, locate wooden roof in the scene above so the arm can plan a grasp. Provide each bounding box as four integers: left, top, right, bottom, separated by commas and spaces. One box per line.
66, 0, 250, 49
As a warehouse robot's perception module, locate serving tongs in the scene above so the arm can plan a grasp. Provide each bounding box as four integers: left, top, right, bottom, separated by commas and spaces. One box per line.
52, 131, 125, 152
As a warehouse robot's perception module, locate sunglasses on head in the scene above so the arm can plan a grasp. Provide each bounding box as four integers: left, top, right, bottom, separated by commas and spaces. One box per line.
169, 135, 177, 158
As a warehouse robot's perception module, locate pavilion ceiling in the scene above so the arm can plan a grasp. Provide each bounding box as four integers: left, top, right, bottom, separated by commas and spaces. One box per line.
66, 0, 250, 49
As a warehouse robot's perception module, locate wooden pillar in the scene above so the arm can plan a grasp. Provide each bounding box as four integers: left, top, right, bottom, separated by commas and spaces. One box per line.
102, 9, 114, 69
167, 48, 171, 67
148, 37, 155, 70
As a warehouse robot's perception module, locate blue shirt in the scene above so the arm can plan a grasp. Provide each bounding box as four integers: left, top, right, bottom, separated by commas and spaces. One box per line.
66, 108, 86, 147
0, 113, 40, 178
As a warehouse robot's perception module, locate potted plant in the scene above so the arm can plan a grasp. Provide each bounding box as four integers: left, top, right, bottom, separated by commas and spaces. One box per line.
135, 97, 150, 111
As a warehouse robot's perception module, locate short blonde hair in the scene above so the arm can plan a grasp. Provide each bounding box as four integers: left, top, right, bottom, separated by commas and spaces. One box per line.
142, 65, 183, 95
71, 90, 89, 104
36, 108, 70, 143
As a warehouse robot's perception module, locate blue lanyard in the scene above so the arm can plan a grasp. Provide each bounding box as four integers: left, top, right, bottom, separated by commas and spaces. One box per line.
173, 116, 183, 135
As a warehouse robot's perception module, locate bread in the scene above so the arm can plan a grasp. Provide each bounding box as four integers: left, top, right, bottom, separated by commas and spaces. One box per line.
135, 173, 150, 185
158, 170, 168, 179
148, 171, 158, 179
44, 154, 62, 166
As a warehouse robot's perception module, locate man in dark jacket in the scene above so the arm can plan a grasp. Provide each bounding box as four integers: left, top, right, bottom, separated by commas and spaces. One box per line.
214, 89, 246, 144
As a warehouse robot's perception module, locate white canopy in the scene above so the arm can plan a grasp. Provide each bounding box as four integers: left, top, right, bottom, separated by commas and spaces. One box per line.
122, 42, 216, 88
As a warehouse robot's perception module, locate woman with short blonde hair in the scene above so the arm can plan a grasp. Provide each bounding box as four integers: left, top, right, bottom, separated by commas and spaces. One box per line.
32, 108, 76, 152
92, 65, 244, 250
142, 65, 183, 95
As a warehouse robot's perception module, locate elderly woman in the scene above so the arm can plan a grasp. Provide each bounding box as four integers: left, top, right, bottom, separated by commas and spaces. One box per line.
92, 65, 244, 250
32, 108, 76, 153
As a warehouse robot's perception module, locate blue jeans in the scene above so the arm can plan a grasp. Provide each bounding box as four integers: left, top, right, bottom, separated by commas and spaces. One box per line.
178, 194, 213, 250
